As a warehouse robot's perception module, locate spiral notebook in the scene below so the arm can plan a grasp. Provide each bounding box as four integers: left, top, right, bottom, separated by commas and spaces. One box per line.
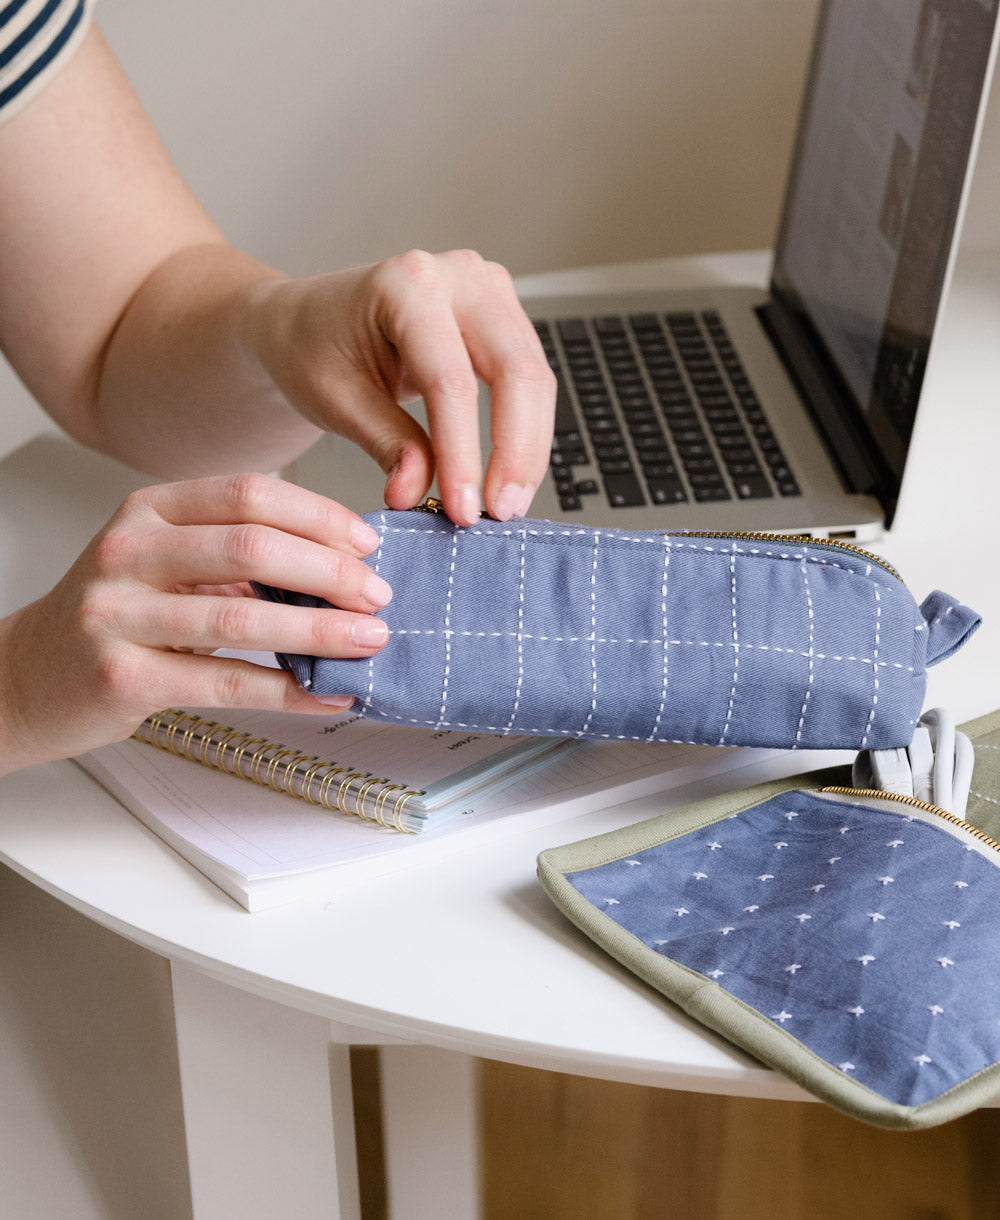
128, 705, 570, 833
75, 696, 770, 910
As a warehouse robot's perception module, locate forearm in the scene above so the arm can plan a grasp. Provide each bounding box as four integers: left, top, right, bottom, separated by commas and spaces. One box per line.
92, 243, 323, 477
0, 27, 321, 480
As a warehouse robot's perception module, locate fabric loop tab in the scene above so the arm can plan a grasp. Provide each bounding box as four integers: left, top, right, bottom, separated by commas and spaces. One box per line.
919, 590, 981, 667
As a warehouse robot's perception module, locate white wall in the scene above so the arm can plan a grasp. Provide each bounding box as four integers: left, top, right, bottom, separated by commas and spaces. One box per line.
97, 0, 819, 276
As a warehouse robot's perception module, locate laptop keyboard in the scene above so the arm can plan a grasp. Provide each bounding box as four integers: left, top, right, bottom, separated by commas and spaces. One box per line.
535, 310, 801, 512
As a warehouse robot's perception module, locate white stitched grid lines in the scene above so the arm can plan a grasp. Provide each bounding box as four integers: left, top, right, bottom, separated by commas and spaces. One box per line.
794, 552, 815, 745
338, 515, 925, 750
502, 524, 528, 734
433, 526, 460, 730
647, 534, 672, 741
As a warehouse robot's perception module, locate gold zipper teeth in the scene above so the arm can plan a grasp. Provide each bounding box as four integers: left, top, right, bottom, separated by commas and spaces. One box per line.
818, 786, 1000, 855
416, 501, 901, 581
668, 531, 901, 582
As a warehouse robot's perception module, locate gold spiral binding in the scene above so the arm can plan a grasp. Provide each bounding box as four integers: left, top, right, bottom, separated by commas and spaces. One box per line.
131, 709, 425, 833
197, 722, 224, 767
336, 771, 368, 816
264, 748, 299, 791
298, 758, 329, 804
162, 710, 189, 755
392, 789, 416, 832
214, 729, 246, 774
372, 782, 404, 828
280, 753, 316, 798
352, 776, 380, 820
231, 736, 265, 780
317, 764, 350, 810
179, 717, 214, 760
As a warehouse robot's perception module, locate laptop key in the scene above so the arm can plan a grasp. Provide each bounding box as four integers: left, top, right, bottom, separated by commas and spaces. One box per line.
646, 477, 688, 504
599, 458, 636, 476
725, 460, 765, 478
693, 485, 732, 503
550, 448, 587, 468
554, 374, 580, 436
734, 477, 774, 500
557, 317, 590, 343
603, 473, 646, 507
595, 315, 626, 335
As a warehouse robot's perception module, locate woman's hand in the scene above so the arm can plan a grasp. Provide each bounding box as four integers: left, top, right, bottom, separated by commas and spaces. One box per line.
242, 248, 557, 526
0, 474, 382, 776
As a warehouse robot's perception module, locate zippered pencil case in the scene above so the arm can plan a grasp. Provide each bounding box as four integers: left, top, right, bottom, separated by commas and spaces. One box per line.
536, 708, 1000, 1130
256, 504, 979, 751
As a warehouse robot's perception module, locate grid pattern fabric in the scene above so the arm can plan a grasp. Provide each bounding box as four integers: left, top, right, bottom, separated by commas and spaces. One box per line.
263, 510, 977, 752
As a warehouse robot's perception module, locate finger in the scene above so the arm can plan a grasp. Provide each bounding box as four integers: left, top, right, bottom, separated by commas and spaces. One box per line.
143, 650, 357, 715
118, 522, 395, 614
371, 251, 485, 525
305, 384, 437, 513
134, 592, 390, 657
133, 473, 382, 557
444, 256, 556, 520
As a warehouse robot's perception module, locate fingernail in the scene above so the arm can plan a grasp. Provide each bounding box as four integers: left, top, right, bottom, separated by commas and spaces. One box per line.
457, 484, 481, 525
365, 572, 393, 608
350, 616, 389, 647
493, 482, 533, 521
315, 695, 354, 708
352, 520, 380, 554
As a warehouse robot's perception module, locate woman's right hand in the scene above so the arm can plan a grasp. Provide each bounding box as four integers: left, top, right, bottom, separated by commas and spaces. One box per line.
0, 473, 386, 776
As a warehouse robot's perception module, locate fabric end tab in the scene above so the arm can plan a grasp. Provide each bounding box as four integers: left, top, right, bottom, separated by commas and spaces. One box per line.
920, 590, 982, 666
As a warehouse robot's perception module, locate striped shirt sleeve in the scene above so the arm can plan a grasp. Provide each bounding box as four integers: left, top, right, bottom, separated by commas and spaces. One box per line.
0, 0, 95, 126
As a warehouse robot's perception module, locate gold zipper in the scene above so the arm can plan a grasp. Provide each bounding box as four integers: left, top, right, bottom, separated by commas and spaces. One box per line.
415, 500, 901, 582
817, 785, 1000, 855
668, 531, 902, 583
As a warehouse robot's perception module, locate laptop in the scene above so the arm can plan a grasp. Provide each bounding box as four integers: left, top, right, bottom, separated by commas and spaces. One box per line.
517, 0, 1000, 541
297, 0, 999, 541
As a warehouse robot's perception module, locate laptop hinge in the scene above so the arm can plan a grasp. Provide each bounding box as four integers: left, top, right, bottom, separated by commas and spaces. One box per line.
757, 299, 886, 501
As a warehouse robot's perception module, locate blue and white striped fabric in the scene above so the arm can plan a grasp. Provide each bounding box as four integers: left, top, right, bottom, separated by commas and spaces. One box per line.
260, 510, 980, 752
0, 0, 94, 125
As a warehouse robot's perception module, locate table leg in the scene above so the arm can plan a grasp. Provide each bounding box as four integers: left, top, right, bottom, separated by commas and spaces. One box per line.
379, 1046, 481, 1220
170, 963, 360, 1220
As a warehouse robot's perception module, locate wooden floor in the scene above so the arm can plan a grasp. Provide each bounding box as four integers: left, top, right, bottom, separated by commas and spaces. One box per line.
353, 1051, 1000, 1220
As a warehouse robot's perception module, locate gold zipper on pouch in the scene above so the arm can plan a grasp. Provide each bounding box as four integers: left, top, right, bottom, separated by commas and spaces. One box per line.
817, 786, 1000, 856
667, 531, 902, 583
416, 501, 902, 582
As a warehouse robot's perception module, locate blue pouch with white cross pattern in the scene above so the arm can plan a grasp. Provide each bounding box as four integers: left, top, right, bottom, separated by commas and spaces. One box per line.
537, 708, 1000, 1129
256, 505, 979, 751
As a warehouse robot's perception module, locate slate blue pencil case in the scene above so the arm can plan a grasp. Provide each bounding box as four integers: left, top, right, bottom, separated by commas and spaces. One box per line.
256, 504, 979, 751
536, 708, 1000, 1129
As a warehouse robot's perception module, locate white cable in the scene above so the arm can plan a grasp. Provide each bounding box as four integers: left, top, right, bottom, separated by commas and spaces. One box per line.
856, 708, 972, 818
906, 726, 935, 806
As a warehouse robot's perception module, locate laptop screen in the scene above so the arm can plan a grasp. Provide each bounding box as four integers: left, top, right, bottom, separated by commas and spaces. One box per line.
770, 0, 997, 488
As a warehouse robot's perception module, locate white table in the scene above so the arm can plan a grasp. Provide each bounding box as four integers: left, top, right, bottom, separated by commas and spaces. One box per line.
3, 249, 1000, 1219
